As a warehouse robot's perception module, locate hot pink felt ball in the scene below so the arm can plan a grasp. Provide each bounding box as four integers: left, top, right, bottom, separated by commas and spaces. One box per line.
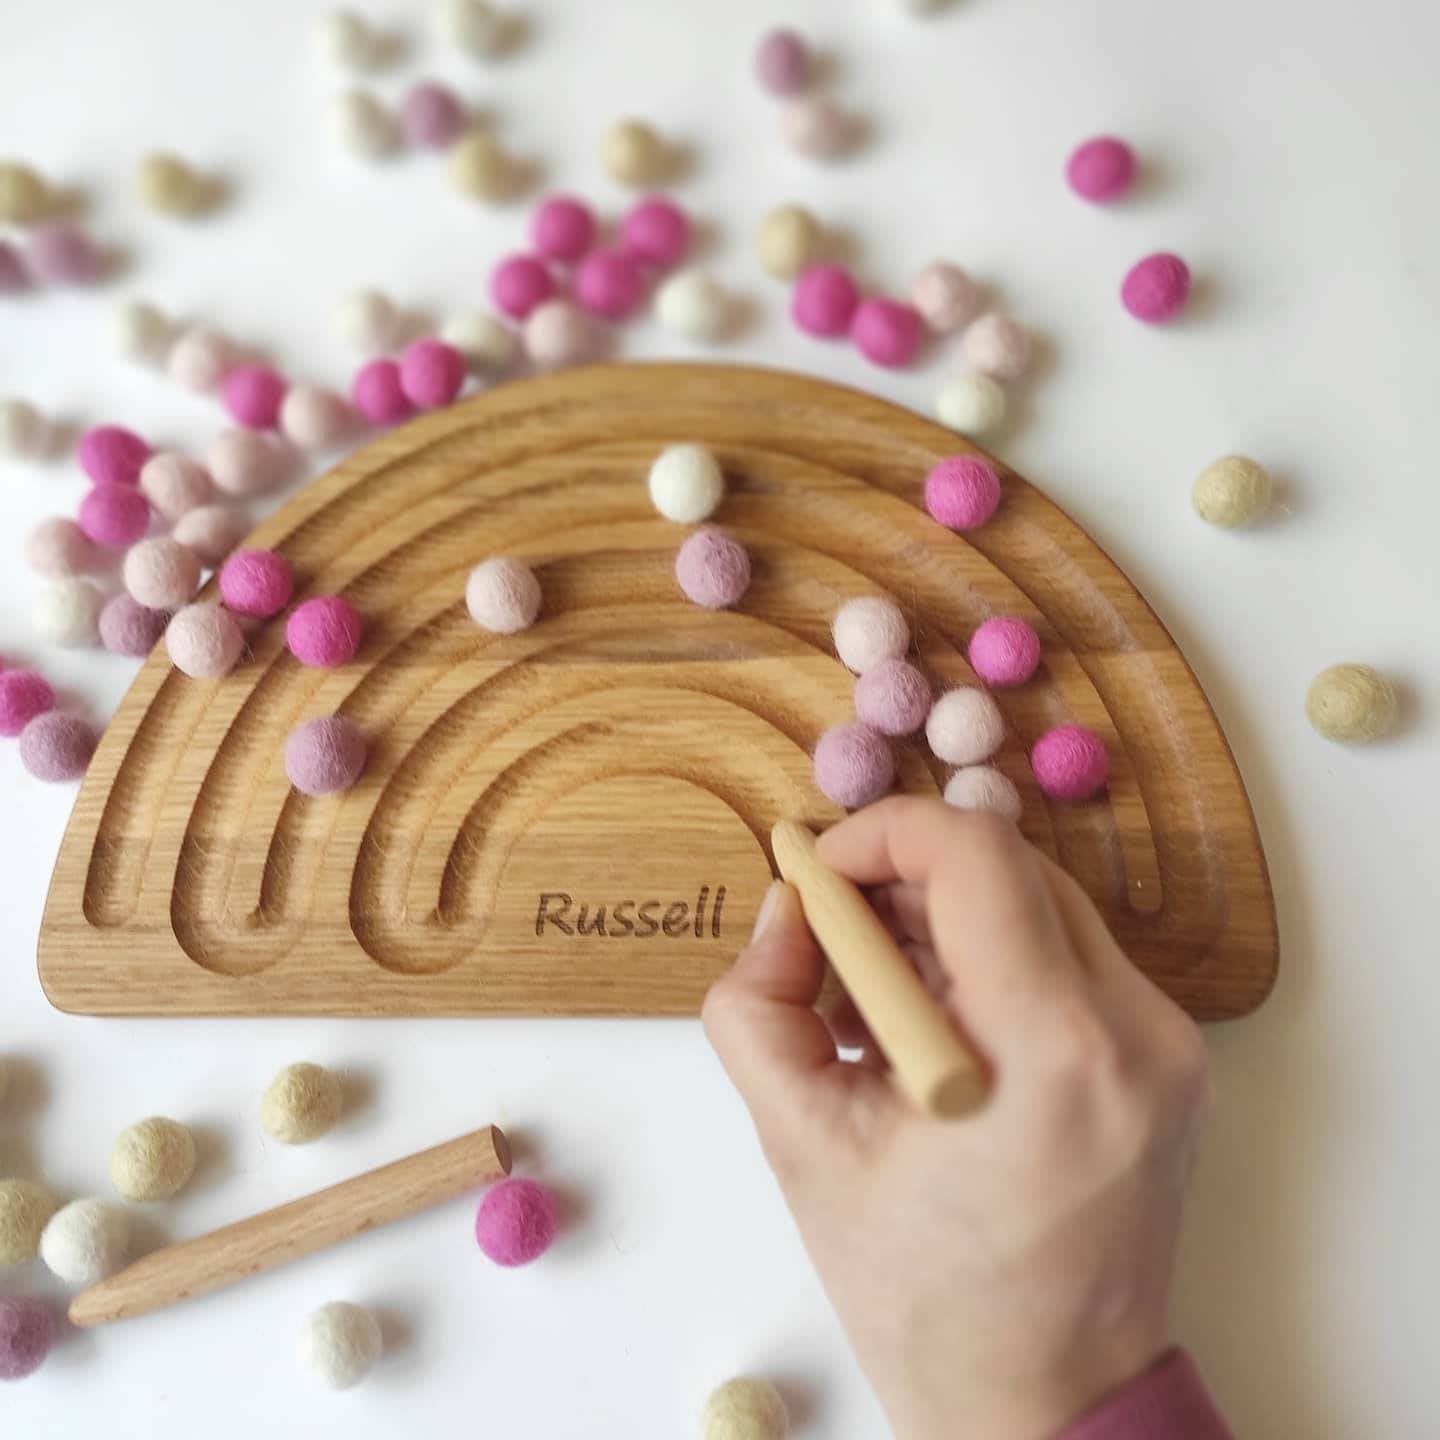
755, 27, 811, 96
1031, 724, 1110, 800
0, 670, 55, 738
531, 194, 597, 263
221, 364, 289, 430
0, 241, 28, 292
851, 298, 923, 368
351, 358, 416, 426
19, 711, 97, 782
1066, 136, 1137, 202
474, 1178, 559, 1267
675, 527, 751, 609
287, 596, 364, 668
814, 722, 895, 809
854, 658, 931, 736
79, 424, 151, 487
968, 616, 1041, 687
399, 338, 467, 409
620, 196, 692, 269
402, 80, 466, 149
25, 222, 102, 285
0, 1296, 55, 1381
924, 455, 1002, 531
792, 265, 860, 338
98, 593, 171, 657
219, 548, 294, 618
490, 254, 556, 320
1121, 253, 1191, 324
575, 247, 645, 320
285, 714, 367, 796
78, 484, 151, 547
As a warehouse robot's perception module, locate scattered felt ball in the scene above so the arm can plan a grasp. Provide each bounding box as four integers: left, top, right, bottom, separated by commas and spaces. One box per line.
26, 517, 96, 578
0, 1180, 57, 1266
167, 325, 233, 391
924, 454, 1002, 531
222, 363, 289, 430
852, 297, 923, 368
755, 26, 811, 96
523, 299, 595, 369
285, 715, 368, 796
621, 195, 692, 268
944, 764, 1023, 821
1067, 135, 1138, 203
337, 288, 400, 352
656, 268, 731, 342
111, 298, 172, 365
649, 443, 724, 522
301, 1301, 382, 1390
814, 722, 895, 809
319, 8, 385, 69
1121, 252, 1191, 324
676, 527, 751, 609
278, 384, 350, 450
40, 1198, 129, 1285
1192, 455, 1273, 527
854, 657, 931, 736
99, 593, 170, 657
287, 595, 364, 668
466, 556, 542, 633
212, 426, 291, 497
173, 504, 247, 567
441, 310, 519, 372
135, 150, 211, 216
140, 452, 212, 520
0, 241, 27, 292
116, 535, 198, 623
440, 0, 508, 58
25, 221, 102, 285
447, 129, 512, 202
0, 397, 47, 457
33, 579, 104, 648
490, 253, 556, 320
783, 93, 851, 158
330, 88, 400, 159
79, 423, 151, 487
400, 338, 467, 408
219, 548, 294, 618
963, 313, 1030, 381
935, 372, 1007, 437
166, 603, 245, 678
351, 357, 416, 426
262, 1061, 343, 1144
78, 483, 151, 548
0, 161, 50, 224
110, 1117, 196, 1202
926, 687, 1006, 765
602, 118, 666, 187
474, 1178, 559, 1266
756, 203, 821, 281
703, 1377, 791, 1440
0, 670, 56, 737
0, 1297, 54, 1382
531, 193, 597, 263
911, 261, 983, 334
575, 247, 646, 320
968, 616, 1041, 687
792, 264, 860, 337
1305, 663, 1398, 744
832, 596, 909, 674
402, 80, 466, 149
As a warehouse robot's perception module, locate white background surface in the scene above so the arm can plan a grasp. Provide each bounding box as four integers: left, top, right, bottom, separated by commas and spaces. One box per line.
2, 1, 1438, 1435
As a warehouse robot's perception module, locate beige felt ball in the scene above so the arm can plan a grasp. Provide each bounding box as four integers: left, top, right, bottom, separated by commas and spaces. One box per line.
1305, 663, 1398, 744
439, 0, 509, 59
262, 1062, 343, 1144
331, 89, 400, 160
135, 151, 211, 217
442, 310, 518, 372
337, 287, 401, 353
0, 1179, 57, 1266
318, 8, 385, 70
110, 1117, 196, 1201
124, 537, 202, 610
112, 298, 174, 365
0, 161, 50, 224
702, 1377, 790, 1439
40, 1197, 130, 1285
602, 119, 666, 187
448, 129, 513, 202
755, 204, 821, 281
935, 373, 1007, 437
0, 397, 48, 458
1191, 455, 1273, 528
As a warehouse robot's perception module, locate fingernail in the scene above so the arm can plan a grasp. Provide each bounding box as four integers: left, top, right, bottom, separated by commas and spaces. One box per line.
751, 881, 786, 942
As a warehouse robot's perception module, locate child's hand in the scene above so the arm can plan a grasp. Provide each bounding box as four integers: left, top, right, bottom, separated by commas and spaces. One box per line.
704, 798, 1211, 1440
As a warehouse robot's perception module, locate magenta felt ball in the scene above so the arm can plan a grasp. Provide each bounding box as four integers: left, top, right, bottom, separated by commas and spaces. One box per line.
400, 338, 467, 409
491, 254, 556, 320
755, 27, 811, 96
25, 222, 102, 284
0, 241, 27, 292
0, 1296, 55, 1381
1122, 253, 1191, 324
575, 248, 645, 320
675, 527, 751, 609
1032, 725, 1110, 800
854, 658, 931, 736
968, 616, 1041, 687
99, 593, 170, 657
621, 196, 691, 269
351, 358, 415, 426
79, 484, 151, 547
924, 455, 1002, 531
285, 714, 367, 796
475, 1179, 558, 1267
79, 424, 151, 486
221, 364, 288, 430
402, 80, 466, 149
792, 264, 859, 338
1067, 136, 1137, 202
287, 596, 364, 668
219, 548, 294, 618
19, 711, 97, 782
852, 298, 923, 368
531, 194, 597, 263
814, 722, 894, 809
0, 670, 55, 738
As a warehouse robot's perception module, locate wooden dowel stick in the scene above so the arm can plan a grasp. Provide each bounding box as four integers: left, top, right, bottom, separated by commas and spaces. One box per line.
771, 820, 988, 1119
70, 1123, 512, 1329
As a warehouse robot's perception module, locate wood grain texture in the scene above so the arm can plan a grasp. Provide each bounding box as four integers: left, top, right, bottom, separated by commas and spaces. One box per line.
38, 363, 1278, 1020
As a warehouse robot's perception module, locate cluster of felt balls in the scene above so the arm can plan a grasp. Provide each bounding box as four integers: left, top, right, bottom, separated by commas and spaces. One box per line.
0, 161, 108, 291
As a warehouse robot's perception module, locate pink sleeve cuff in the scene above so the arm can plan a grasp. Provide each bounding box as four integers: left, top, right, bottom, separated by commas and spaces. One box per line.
1055, 1350, 1234, 1440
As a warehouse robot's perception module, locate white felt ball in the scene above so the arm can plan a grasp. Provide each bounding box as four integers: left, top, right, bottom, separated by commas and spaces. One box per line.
439, 0, 507, 58
832, 596, 909, 674
166, 603, 245, 678
111, 299, 173, 365
33, 578, 104, 647
110, 1116, 197, 1201
466, 556, 542, 633
262, 1062, 344, 1144
337, 288, 401, 353
318, 9, 383, 69
935, 373, 1007, 437
0, 397, 47, 458
943, 765, 1023, 821
40, 1198, 130, 1286
167, 326, 233, 392
124, 537, 202, 610
703, 1377, 790, 1439
301, 1301, 383, 1390
926, 687, 1006, 765
331, 89, 400, 159
963, 313, 1031, 382
1192, 455, 1273, 528
648, 443, 724, 523
441, 310, 518, 372
656, 269, 732, 342
1305, 663, 1398, 744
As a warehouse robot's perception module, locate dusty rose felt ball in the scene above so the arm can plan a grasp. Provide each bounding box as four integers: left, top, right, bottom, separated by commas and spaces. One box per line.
1121, 253, 1191, 324
968, 616, 1041, 687
79, 424, 151, 487
287, 596, 364, 668
851, 298, 923, 368
792, 264, 859, 337
620, 196, 692, 269
531, 194, 597, 264
0, 670, 55, 738
0, 241, 27, 293
79, 484, 151, 547
351, 358, 415, 426
98, 593, 171, 657
222, 364, 288, 429
166, 603, 245, 678
963, 313, 1031, 381
1032, 725, 1109, 799
219, 548, 294, 618
25, 222, 102, 284
924, 455, 1002, 531
911, 261, 982, 334
402, 80, 466, 149
755, 26, 811, 95
675, 527, 751, 609
399, 338, 466, 409
474, 1179, 558, 1267
854, 658, 931, 736
19, 711, 97, 781
285, 715, 367, 796
814, 722, 894, 809
575, 248, 645, 320
0, 1296, 55, 1381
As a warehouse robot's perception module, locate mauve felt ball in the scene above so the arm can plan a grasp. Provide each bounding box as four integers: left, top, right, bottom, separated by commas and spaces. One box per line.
79, 484, 151, 547
490, 254, 556, 320
79, 424, 151, 486
0, 1296, 55, 1381
575, 248, 645, 320
221, 364, 289, 430
166, 603, 245, 679
25, 222, 102, 285
814, 722, 895, 809
675, 527, 751, 609
755, 27, 811, 96
208, 428, 289, 497
285, 715, 367, 796
924, 455, 1002, 531
792, 264, 859, 337
399, 338, 467, 409
98, 593, 170, 657
402, 80, 466, 149
620, 196, 691, 269
0, 670, 55, 738
855, 658, 931, 736
287, 596, 364, 668
531, 195, 597, 264
1122, 252, 1191, 324
968, 616, 1041, 687
1032, 724, 1110, 800
0, 242, 27, 293
475, 1178, 558, 1267
852, 297, 923, 368
219, 548, 294, 618
1067, 136, 1137, 203
351, 358, 415, 426
19, 712, 97, 782
466, 556, 542, 633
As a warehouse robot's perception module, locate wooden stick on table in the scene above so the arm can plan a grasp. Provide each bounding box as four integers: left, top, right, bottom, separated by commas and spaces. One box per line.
771, 820, 989, 1119
70, 1123, 512, 1328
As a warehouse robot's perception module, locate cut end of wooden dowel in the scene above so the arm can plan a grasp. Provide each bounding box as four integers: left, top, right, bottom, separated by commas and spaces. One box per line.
491, 1124, 513, 1177
925, 1067, 991, 1120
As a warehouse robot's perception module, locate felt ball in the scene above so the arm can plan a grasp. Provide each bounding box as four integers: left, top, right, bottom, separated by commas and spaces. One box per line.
575, 247, 646, 320
935, 373, 1007, 437
1121, 253, 1191, 324
285, 715, 368, 796
926, 687, 1005, 765
490, 254, 556, 320
814, 722, 895, 809
330, 89, 400, 159
0, 397, 46, 457
1067, 136, 1137, 203
531, 194, 597, 263
301, 1301, 382, 1390
1305, 663, 1398, 744
0, 1297, 54, 1382
222, 364, 289, 430
173, 504, 247, 567
167, 326, 233, 391
924, 455, 1002, 531
79, 423, 151, 487
219, 548, 294, 618
703, 1378, 790, 1440
40, 1198, 129, 1285
166, 603, 245, 678
968, 616, 1041, 687
262, 1062, 343, 1143
0, 670, 56, 737
139, 452, 213, 520
0, 1180, 57, 1265
25, 222, 102, 285
855, 657, 931, 735
466, 556, 542, 633
832, 596, 909, 674
649, 443, 724, 522
99, 593, 171, 657
755, 27, 811, 96
474, 1178, 558, 1266
79, 484, 151, 548
852, 297, 923, 368
318, 8, 383, 69
111, 298, 172, 365
441, 311, 519, 372
26, 517, 96, 578
400, 338, 467, 409
135, 151, 209, 217
944, 764, 1024, 821
621, 196, 692, 269
351, 358, 415, 426
0, 241, 28, 292
756, 204, 821, 281
676, 527, 751, 609
1192, 455, 1273, 528
792, 264, 859, 337
440, 0, 507, 58
1032, 725, 1110, 799
911, 261, 983, 334
33, 579, 104, 648
447, 129, 512, 202
783, 94, 851, 158
110, 1117, 196, 1201
287, 596, 364, 668
124, 537, 202, 610
602, 118, 666, 187
337, 288, 400, 352
523, 299, 596, 369
402, 80, 466, 149
210, 428, 290, 497
656, 269, 731, 342
0, 161, 50, 224
963, 313, 1031, 381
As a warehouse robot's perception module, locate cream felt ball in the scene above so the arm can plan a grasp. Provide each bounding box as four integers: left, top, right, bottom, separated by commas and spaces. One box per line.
963, 313, 1031, 382
140, 452, 212, 521
935, 373, 1006, 437
1306, 663, 1398, 744
285, 715, 368, 796
0, 161, 50, 224
602, 118, 666, 187
832, 596, 908, 674
26, 517, 97, 578
474, 1178, 559, 1266
135, 151, 211, 218
110, 1117, 196, 1201
442, 310, 518, 372
911, 261, 982, 334
448, 130, 514, 203
173, 504, 247, 567
319, 8, 385, 69
166, 603, 245, 679
466, 556, 542, 634
112, 298, 172, 365
262, 1062, 343, 1144
440, 0, 508, 60
281, 385, 352, 450
0, 1179, 57, 1266
855, 657, 931, 736
20, 713, 97, 782
40, 1198, 129, 1285
167, 326, 233, 392
1192, 455, 1273, 528
656, 269, 732, 342
649, 443, 725, 523
337, 288, 401, 353
331, 89, 400, 159
703, 1377, 790, 1440
814, 722, 895, 809
124, 537, 202, 610
0, 397, 47, 457
33, 578, 104, 647
301, 1301, 382, 1390
756, 204, 821, 281
944, 764, 1023, 822
676, 528, 751, 609
926, 686, 1005, 765
0, 1296, 55, 1382
208, 428, 289, 497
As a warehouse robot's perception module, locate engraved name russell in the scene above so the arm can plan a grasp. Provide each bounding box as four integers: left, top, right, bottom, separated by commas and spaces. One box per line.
535, 887, 727, 938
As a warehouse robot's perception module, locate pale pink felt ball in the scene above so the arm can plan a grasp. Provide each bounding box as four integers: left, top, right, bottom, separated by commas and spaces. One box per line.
755, 27, 811, 96
79, 424, 151, 487
924, 455, 1002, 531
466, 556, 542, 633
221, 364, 288, 430
351, 358, 415, 427
575, 248, 645, 320
402, 80, 466, 149
620, 196, 692, 269
167, 327, 233, 391
963, 313, 1031, 381
926, 686, 1006, 765
207, 427, 290, 497
523, 299, 595, 368
854, 657, 931, 736
123, 536, 202, 610
1067, 136, 1137, 203
25, 222, 102, 285
675, 527, 751, 610
814, 722, 895, 809
98, 593, 170, 657
78, 484, 151, 547
26, 517, 96, 578
285, 715, 367, 796
173, 504, 247, 567
490, 254, 556, 320
792, 264, 859, 337
139, 452, 212, 520
0, 241, 28, 292
0, 670, 55, 738
166, 603, 244, 678
783, 94, 851, 158
943, 764, 1023, 822
475, 1178, 558, 1267
531, 194, 597, 264
399, 338, 467, 409
911, 261, 983, 334
287, 596, 364, 668
19, 711, 97, 781
1032, 725, 1110, 800
0, 1295, 55, 1380
968, 616, 1041, 687
219, 548, 294, 618
1122, 253, 1191, 324
832, 596, 909, 675
280, 385, 352, 450
852, 297, 923, 368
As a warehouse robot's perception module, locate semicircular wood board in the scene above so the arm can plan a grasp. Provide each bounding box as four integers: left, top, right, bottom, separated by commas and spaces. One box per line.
39, 364, 1277, 1021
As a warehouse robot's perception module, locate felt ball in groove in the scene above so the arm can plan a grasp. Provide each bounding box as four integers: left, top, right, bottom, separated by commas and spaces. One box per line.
755, 27, 811, 96
280, 384, 351, 450
467, 556, 542, 633
783, 94, 851, 158
1305, 663, 1398, 744
523, 299, 596, 369
602, 118, 666, 187
79, 484, 151, 548
124, 537, 202, 610
0, 670, 56, 737
575, 247, 646, 320
140, 452, 212, 520
490, 254, 556, 320
441, 310, 519, 372
851, 297, 923, 368
756, 203, 821, 281
351, 358, 415, 427
935, 373, 1007, 437
0, 397, 47, 457
944, 764, 1023, 822
792, 264, 859, 337
447, 129, 512, 202
0, 161, 50, 224
703, 1377, 791, 1440
99, 593, 170, 657
855, 657, 931, 735
924, 455, 1002, 531
963, 313, 1030, 381
0, 1296, 54, 1382
262, 1061, 343, 1143
79, 423, 151, 487
1122, 253, 1191, 324
330, 88, 400, 159
285, 715, 368, 796
33, 579, 104, 648
676, 527, 751, 609
648, 443, 724, 522
832, 596, 909, 674
112, 298, 172, 364
301, 1301, 382, 1390
656, 269, 731, 342
1032, 725, 1109, 799
25, 222, 102, 285
167, 325, 233, 391
1192, 455, 1273, 527
968, 616, 1041, 687
532, 194, 597, 264
911, 261, 983, 334
926, 687, 1005, 766
620, 195, 692, 269
474, 1178, 559, 1266
1067, 136, 1137, 203
0, 1179, 57, 1265
402, 80, 466, 149
166, 603, 245, 678
400, 338, 467, 409
0, 241, 28, 292
814, 722, 895, 809
222, 364, 289, 430
173, 504, 246, 567
26, 517, 96, 578
40, 1198, 129, 1285
440, 0, 506, 58
110, 1117, 196, 1201
337, 288, 400, 352
219, 548, 294, 618
287, 596, 364, 668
